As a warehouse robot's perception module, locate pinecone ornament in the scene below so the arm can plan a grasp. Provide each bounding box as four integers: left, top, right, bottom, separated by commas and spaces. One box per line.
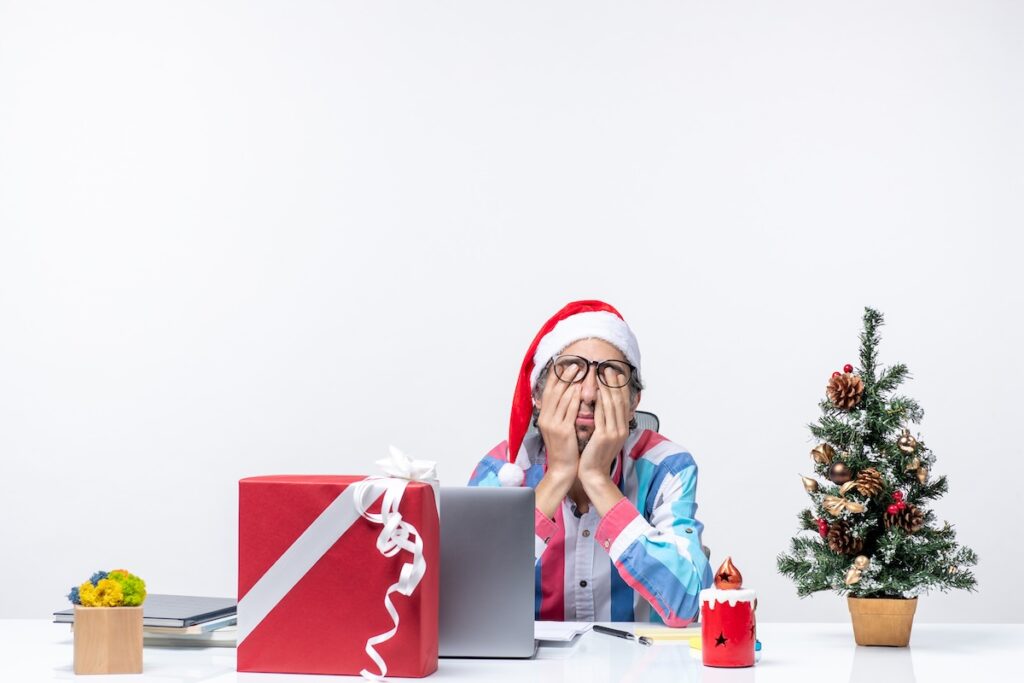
854, 467, 884, 497
827, 520, 864, 555
885, 503, 925, 533
827, 372, 865, 410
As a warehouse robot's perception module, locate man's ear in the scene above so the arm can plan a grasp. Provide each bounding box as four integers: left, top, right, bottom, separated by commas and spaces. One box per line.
630, 390, 642, 413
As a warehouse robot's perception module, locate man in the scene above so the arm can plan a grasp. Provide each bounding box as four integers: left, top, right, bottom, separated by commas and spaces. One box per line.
469, 300, 713, 625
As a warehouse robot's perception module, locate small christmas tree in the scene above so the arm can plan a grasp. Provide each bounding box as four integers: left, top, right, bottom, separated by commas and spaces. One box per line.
777, 308, 977, 598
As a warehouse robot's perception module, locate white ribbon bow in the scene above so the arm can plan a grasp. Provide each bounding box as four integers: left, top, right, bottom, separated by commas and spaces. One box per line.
352, 446, 439, 681
376, 445, 438, 481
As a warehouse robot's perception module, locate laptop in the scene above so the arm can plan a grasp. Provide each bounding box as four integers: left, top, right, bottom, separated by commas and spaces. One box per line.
438, 486, 536, 658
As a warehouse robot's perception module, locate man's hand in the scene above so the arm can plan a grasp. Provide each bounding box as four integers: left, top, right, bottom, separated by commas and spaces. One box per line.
534, 366, 581, 520
535, 364, 583, 479
579, 367, 631, 515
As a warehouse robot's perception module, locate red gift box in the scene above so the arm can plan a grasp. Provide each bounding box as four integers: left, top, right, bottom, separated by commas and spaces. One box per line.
237, 475, 439, 677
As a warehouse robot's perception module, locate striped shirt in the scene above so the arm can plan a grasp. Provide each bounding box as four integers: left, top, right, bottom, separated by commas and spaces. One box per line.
468, 428, 713, 625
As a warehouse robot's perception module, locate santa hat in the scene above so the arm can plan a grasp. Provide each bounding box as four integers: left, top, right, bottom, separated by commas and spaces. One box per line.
499, 300, 641, 487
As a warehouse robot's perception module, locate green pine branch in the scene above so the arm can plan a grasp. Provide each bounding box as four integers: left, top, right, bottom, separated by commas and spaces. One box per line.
798, 509, 817, 531
915, 474, 949, 503
875, 363, 910, 394
858, 308, 884, 386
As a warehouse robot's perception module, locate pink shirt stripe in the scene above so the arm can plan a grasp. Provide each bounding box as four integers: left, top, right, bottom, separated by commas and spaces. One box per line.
538, 504, 566, 621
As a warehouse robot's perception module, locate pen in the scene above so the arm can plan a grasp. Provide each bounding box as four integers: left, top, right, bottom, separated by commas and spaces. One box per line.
592, 624, 652, 646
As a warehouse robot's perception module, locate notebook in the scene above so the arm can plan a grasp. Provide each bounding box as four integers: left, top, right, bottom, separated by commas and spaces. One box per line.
633, 625, 702, 641
535, 621, 593, 642
53, 594, 236, 627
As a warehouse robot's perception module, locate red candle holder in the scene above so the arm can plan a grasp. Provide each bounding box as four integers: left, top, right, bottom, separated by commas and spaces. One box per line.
700, 557, 756, 668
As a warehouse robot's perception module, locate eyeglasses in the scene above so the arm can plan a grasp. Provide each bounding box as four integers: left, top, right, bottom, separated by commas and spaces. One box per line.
550, 355, 635, 389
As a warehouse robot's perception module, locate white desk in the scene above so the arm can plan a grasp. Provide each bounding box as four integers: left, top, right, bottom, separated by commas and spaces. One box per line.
4, 620, 1019, 681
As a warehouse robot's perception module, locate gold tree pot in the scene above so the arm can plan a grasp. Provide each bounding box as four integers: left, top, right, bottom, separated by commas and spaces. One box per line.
73, 605, 143, 674
847, 597, 918, 647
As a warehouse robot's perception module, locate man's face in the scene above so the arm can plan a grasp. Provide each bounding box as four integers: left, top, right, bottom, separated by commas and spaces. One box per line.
536, 338, 639, 453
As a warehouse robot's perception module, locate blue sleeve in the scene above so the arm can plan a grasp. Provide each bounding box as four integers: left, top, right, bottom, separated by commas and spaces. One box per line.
467, 453, 505, 487
597, 454, 713, 626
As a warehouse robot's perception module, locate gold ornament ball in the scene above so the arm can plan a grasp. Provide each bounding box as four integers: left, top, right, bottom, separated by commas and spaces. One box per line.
844, 567, 862, 586
897, 428, 918, 454
917, 467, 929, 484
811, 443, 835, 465
905, 457, 921, 472
800, 475, 819, 493
853, 555, 870, 570
828, 462, 853, 485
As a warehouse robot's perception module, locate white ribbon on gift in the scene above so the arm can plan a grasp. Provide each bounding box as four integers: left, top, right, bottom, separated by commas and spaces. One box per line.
352, 446, 439, 680
236, 446, 439, 683
371, 445, 440, 515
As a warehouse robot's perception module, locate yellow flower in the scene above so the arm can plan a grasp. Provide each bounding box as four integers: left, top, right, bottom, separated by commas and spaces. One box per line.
79, 578, 124, 607
78, 581, 97, 606
95, 579, 124, 606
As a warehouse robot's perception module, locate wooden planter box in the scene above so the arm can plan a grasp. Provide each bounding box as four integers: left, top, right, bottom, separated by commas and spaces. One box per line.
73, 606, 143, 674
847, 597, 918, 647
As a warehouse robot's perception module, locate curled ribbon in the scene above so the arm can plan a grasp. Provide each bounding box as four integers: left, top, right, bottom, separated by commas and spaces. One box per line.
352, 446, 439, 681
822, 494, 866, 516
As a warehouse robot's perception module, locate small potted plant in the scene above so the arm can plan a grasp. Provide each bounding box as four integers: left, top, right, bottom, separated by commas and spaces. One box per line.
68, 569, 147, 674
777, 309, 977, 646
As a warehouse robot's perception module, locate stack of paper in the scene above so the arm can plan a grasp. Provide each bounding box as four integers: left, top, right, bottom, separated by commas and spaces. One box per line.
143, 625, 237, 648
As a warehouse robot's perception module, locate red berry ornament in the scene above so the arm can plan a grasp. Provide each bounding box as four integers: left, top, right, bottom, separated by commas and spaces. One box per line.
892, 491, 904, 502
897, 501, 907, 511
843, 364, 854, 373
817, 519, 828, 538
887, 504, 899, 515
832, 371, 841, 378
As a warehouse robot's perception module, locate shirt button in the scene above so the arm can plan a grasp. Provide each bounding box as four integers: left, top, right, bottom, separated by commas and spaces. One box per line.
603, 541, 610, 548
582, 529, 591, 537
579, 580, 588, 588
685, 528, 694, 534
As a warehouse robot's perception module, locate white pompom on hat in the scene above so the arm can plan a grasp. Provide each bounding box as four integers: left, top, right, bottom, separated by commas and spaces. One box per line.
503, 300, 641, 484
497, 462, 526, 487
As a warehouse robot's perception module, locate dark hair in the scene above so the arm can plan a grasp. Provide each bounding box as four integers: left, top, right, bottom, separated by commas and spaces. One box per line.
531, 360, 644, 430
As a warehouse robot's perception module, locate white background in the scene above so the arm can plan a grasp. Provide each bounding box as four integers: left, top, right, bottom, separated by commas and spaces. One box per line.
1, 1, 1021, 623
